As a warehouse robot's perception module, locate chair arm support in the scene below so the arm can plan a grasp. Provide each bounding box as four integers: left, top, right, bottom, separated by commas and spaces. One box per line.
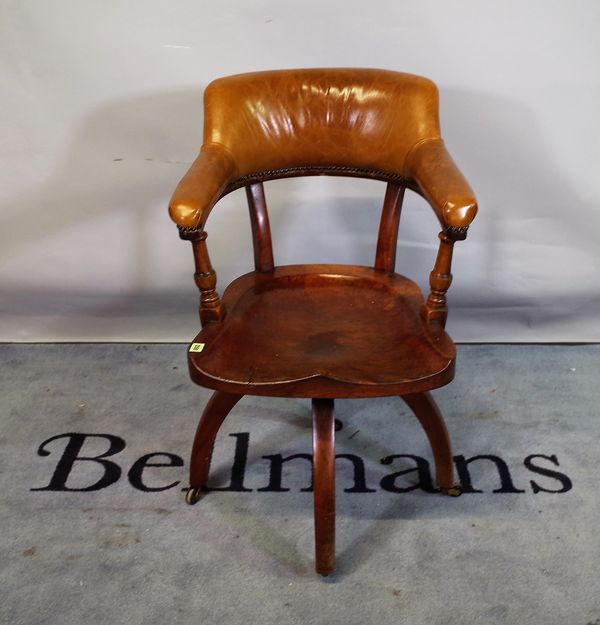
168, 144, 238, 229
405, 138, 478, 230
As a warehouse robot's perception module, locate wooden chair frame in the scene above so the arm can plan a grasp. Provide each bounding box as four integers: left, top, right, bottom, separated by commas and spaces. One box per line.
178, 167, 467, 576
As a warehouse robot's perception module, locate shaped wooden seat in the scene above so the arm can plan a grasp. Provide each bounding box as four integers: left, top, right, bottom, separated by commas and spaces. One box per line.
169, 68, 478, 576
188, 264, 455, 398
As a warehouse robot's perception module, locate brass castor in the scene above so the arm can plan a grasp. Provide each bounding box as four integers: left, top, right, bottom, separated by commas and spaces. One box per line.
185, 487, 203, 505
441, 484, 463, 497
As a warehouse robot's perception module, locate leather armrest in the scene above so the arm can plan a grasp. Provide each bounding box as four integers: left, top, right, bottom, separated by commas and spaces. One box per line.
405, 138, 478, 229
168, 145, 238, 229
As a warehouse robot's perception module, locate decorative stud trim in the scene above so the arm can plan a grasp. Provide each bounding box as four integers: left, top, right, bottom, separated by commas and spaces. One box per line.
178, 225, 203, 234
177, 225, 204, 240
230, 165, 411, 187
443, 225, 469, 240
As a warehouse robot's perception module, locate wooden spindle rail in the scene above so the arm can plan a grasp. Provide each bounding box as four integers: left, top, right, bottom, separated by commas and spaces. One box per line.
421, 231, 456, 327
374, 182, 405, 273
246, 182, 274, 272
179, 228, 226, 326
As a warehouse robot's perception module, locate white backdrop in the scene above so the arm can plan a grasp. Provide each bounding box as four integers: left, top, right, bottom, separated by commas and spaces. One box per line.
1, 0, 599, 342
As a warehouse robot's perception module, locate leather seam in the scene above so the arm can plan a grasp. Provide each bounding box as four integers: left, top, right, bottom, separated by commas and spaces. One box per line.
202, 142, 240, 179
229, 165, 410, 187
403, 136, 443, 177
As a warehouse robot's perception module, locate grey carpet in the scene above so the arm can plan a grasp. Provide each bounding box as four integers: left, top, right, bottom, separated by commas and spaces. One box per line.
1, 344, 599, 625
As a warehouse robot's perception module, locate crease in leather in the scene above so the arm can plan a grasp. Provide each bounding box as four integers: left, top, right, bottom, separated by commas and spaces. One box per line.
202, 69, 440, 177
203, 141, 240, 171
402, 136, 442, 177
168, 145, 237, 227
405, 138, 478, 227
168, 68, 477, 229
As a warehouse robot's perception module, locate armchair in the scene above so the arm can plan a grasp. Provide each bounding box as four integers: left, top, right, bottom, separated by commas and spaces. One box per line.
168, 68, 477, 575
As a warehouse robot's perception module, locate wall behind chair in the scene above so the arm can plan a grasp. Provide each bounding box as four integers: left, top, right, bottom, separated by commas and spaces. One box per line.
1, 0, 599, 342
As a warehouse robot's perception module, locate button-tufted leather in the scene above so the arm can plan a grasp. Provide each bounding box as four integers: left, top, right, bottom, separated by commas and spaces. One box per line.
169, 68, 477, 229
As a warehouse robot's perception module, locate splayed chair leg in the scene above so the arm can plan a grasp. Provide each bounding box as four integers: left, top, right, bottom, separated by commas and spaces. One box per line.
401, 392, 462, 496
186, 391, 243, 504
312, 398, 336, 576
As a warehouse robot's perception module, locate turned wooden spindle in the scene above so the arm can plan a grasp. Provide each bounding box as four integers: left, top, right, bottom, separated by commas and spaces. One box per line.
180, 228, 226, 326
421, 231, 456, 327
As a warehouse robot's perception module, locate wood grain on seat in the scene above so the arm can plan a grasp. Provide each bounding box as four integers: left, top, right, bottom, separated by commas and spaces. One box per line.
171, 69, 477, 575
188, 265, 455, 398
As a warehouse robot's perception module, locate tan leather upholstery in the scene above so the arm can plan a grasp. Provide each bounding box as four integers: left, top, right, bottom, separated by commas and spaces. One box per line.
169, 68, 477, 229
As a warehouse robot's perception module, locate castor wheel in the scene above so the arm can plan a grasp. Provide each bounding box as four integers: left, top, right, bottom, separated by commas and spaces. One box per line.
185, 487, 203, 505
441, 484, 463, 497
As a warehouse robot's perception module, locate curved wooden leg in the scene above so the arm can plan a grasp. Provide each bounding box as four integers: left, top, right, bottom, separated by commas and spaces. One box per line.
401, 392, 461, 496
186, 391, 243, 504
312, 398, 336, 576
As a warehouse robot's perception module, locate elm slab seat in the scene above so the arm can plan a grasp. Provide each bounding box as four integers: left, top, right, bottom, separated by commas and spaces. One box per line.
168, 68, 478, 576
188, 265, 456, 397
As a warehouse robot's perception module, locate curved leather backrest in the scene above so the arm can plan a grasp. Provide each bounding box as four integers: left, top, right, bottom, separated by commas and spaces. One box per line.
203, 68, 441, 177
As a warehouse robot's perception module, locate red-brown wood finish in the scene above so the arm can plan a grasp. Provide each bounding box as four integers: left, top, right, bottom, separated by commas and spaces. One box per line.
172, 70, 478, 575
188, 391, 243, 499
401, 391, 460, 494
312, 398, 336, 576
180, 229, 227, 327
187, 264, 455, 398
245, 182, 275, 272
374, 182, 405, 273
182, 180, 467, 574
421, 232, 455, 328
